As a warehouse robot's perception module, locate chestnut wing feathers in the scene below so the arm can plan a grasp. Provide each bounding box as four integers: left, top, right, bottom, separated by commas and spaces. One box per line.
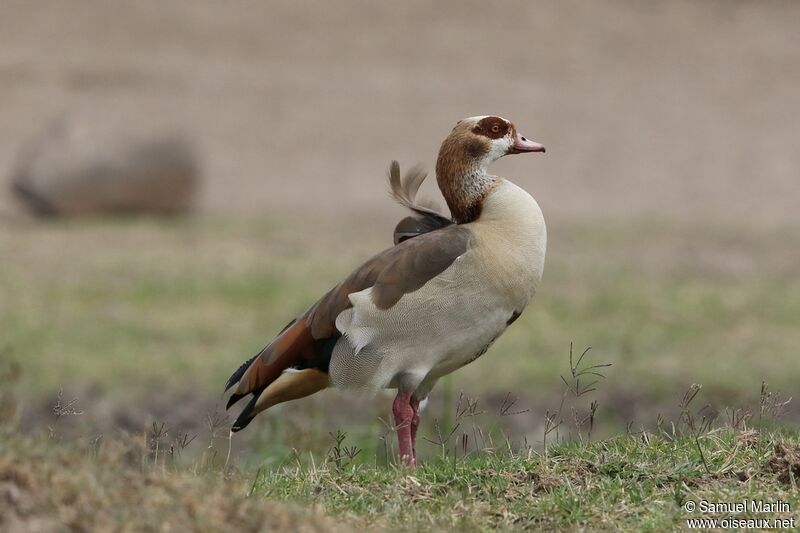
225, 224, 472, 416
305, 225, 472, 336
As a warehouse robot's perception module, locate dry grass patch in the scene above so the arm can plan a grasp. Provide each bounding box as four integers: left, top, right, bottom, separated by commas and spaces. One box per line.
769, 441, 800, 486
0, 435, 351, 533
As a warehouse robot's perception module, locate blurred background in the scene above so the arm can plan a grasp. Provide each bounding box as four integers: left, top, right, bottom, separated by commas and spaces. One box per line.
1, 0, 798, 461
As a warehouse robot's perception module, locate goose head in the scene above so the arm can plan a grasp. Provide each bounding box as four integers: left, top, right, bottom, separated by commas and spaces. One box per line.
436, 115, 544, 223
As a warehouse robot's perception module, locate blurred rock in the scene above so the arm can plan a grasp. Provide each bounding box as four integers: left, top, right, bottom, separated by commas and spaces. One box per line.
10, 119, 199, 217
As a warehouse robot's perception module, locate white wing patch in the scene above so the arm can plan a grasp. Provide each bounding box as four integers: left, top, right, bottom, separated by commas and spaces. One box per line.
335, 288, 378, 356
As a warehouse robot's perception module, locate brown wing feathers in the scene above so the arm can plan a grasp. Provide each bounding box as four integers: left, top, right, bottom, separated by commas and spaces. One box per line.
224, 162, 469, 431
224, 319, 297, 393
372, 228, 471, 309
227, 320, 316, 407
227, 319, 330, 431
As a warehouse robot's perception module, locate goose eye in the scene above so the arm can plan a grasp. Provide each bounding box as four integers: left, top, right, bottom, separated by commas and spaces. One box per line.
491, 125, 500, 133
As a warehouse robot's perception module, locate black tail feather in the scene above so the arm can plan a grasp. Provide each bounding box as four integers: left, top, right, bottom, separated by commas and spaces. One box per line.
226, 392, 247, 411
231, 394, 259, 432
224, 353, 259, 393
225, 319, 298, 393
393, 214, 452, 244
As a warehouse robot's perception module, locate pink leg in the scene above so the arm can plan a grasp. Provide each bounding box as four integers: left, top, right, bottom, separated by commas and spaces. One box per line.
392, 391, 416, 467
410, 396, 420, 459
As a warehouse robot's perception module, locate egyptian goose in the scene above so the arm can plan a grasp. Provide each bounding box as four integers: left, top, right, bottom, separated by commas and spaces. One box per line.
224, 116, 546, 466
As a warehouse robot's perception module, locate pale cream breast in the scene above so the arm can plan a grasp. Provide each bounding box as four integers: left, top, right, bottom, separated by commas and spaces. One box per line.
329, 179, 546, 394
466, 179, 547, 309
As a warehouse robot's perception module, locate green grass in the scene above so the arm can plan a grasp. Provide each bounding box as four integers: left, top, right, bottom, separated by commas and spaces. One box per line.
3, 412, 799, 531
253, 428, 800, 531
2, 216, 799, 530
1, 216, 798, 426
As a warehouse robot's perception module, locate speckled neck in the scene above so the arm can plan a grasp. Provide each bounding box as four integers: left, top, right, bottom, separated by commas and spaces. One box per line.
435, 135, 497, 224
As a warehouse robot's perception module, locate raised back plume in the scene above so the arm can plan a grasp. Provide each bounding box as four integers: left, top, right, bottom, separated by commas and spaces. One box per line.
388, 160, 452, 244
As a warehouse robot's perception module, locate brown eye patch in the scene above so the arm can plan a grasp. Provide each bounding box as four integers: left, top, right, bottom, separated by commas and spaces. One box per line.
474, 116, 510, 140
